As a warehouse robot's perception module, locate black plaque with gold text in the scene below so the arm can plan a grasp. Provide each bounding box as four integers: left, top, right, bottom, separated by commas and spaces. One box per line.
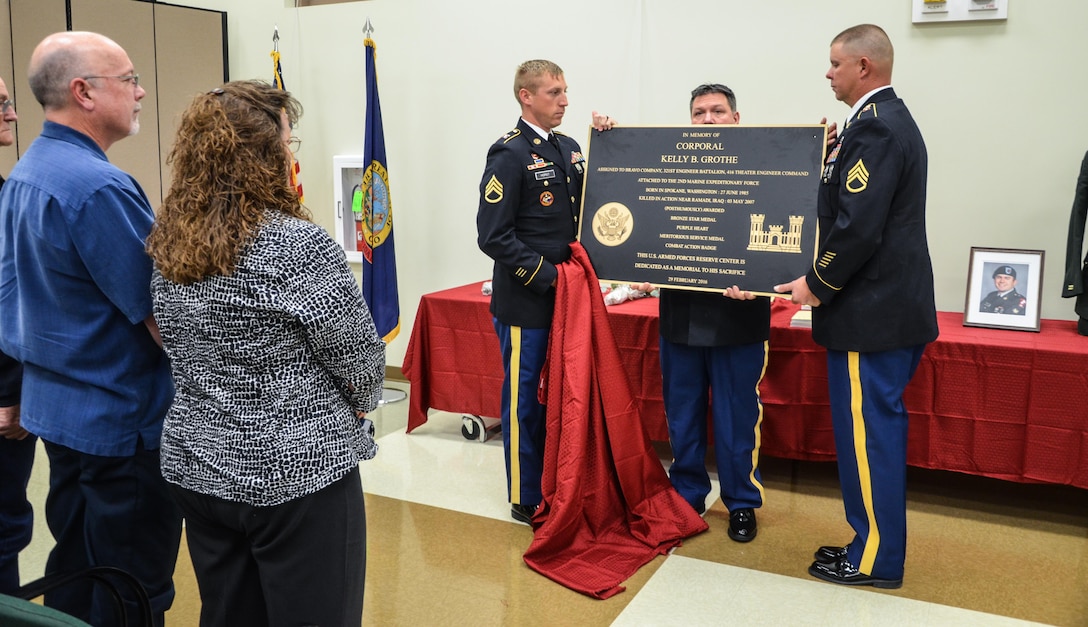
578, 125, 825, 294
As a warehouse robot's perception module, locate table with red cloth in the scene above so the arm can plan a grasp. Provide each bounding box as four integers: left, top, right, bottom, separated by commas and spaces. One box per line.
402, 282, 1088, 489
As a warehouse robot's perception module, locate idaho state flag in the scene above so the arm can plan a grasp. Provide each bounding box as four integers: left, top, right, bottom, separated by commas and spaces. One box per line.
271, 46, 304, 201
361, 36, 400, 342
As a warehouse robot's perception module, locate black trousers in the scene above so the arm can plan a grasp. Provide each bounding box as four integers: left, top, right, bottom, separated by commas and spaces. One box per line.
42, 439, 183, 627
170, 467, 367, 627
0, 433, 36, 594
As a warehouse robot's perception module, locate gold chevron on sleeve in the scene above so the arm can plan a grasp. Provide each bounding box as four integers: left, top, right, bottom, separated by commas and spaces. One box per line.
484, 175, 504, 204
846, 159, 869, 193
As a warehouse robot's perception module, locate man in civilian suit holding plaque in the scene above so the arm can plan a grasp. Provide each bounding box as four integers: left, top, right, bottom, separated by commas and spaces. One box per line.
775, 24, 938, 588
651, 84, 769, 543
476, 60, 586, 524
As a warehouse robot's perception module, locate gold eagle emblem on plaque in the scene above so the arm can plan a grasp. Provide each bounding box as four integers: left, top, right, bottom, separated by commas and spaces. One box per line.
592, 202, 633, 247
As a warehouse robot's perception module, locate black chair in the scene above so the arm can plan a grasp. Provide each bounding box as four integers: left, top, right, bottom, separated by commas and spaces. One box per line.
9, 566, 153, 627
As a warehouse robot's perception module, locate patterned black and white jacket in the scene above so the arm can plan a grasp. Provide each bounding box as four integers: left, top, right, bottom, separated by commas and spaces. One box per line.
153, 211, 385, 506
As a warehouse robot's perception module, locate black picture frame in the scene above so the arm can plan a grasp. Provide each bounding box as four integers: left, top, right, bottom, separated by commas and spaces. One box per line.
963, 247, 1044, 332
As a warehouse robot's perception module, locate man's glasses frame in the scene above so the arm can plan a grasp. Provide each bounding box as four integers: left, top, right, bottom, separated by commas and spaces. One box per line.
81, 74, 140, 88
0, 100, 13, 115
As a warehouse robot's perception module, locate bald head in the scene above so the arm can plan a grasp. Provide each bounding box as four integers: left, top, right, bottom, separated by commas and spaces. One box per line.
26, 31, 144, 151
29, 31, 126, 110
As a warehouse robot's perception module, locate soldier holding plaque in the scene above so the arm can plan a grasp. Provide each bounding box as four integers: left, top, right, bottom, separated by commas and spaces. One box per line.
775, 24, 938, 589
476, 60, 586, 525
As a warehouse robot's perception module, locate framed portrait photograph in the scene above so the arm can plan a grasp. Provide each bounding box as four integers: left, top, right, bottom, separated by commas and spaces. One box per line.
963, 247, 1044, 332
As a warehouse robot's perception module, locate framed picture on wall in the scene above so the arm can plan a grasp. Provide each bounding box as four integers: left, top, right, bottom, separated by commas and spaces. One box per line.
963, 247, 1044, 332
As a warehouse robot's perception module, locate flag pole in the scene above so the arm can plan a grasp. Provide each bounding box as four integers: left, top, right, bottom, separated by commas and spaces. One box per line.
361, 17, 406, 407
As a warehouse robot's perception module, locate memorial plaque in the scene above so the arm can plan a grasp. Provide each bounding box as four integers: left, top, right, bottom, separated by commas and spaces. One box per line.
578, 125, 826, 294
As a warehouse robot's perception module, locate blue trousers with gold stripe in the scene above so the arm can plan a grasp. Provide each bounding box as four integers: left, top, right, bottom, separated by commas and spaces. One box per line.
827, 345, 926, 580
493, 320, 549, 507
661, 338, 767, 513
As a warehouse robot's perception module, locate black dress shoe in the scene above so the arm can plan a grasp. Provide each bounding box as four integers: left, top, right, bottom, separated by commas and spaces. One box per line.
511, 503, 538, 525
808, 557, 902, 589
814, 544, 849, 563
727, 508, 757, 542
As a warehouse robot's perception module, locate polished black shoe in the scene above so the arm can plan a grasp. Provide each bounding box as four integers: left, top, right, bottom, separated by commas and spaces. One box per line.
808, 557, 902, 589
511, 503, 538, 525
727, 508, 757, 542
814, 544, 849, 563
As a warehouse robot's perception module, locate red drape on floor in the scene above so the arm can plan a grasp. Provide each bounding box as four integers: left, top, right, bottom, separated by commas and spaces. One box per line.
523, 243, 708, 599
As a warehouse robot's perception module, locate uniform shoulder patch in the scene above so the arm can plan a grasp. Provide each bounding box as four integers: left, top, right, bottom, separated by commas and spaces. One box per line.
855, 103, 878, 120
500, 128, 522, 144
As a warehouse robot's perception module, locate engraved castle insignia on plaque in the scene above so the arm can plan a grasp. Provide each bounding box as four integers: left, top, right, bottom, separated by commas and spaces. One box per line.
593, 202, 633, 247
748, 214, 804, 253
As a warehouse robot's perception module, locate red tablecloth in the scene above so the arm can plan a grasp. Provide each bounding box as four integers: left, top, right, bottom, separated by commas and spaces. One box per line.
402, 282, 1088, 489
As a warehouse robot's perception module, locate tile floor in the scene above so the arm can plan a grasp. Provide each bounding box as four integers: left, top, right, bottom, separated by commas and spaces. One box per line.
18, 381, 1088, 625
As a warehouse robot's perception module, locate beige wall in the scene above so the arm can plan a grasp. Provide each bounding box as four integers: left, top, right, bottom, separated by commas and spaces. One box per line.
0, 0, 225, 204
70, 0, 162, 201
1, 0, 67, 174
18, 1, 1088, 367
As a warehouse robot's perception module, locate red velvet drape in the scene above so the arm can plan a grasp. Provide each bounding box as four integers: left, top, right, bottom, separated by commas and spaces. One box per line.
523, 243, 707, 599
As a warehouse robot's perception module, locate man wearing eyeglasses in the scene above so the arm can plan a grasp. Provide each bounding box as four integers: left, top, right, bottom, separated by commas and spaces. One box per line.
0, 32, 181, 624
0, 75, 36, 599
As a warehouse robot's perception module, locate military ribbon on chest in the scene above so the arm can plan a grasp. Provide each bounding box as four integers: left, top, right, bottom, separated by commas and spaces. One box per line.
822, 136, 843, 183
571, 150, 585, 175
526, 153, 553, 171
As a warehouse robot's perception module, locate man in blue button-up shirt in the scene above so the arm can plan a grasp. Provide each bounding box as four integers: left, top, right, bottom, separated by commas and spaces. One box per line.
0, 31, 181, 625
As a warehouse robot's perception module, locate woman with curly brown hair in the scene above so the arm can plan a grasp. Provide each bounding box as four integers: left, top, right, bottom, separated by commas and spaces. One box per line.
147, 80, 385, 626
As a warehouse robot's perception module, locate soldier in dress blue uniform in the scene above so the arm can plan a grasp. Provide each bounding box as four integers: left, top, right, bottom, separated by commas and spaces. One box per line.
980, 265, 1026, 315
776, 24, 938, 589
476, 59, 585, 524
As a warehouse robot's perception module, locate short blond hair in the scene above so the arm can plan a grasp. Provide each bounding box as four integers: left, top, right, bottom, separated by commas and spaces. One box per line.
832, 24, 894, 70
513, 59, 563, 102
